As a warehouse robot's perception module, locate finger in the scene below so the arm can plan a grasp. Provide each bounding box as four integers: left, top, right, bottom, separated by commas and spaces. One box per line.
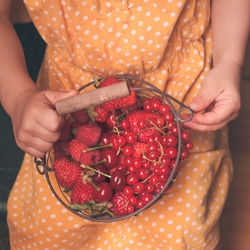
29, 125, 61, 143
191, 104, 239, 125
25, 146, 48, 158
44, 89, 78, 106
184, 112, 238, 131
25, 136, 54, 155
36, 108, 63, 132
189, 86, 218, 113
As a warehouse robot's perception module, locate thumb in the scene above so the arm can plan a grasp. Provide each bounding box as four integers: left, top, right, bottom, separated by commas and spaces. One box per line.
189, 87, 215, 113
43, 89, 78, 105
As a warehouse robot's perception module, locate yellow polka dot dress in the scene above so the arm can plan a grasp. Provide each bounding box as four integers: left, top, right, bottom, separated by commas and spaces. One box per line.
7, 0, 233, 249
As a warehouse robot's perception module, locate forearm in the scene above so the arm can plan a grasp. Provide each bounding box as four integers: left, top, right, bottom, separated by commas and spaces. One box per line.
0, 15, 37, 117
211, 0, 250, 67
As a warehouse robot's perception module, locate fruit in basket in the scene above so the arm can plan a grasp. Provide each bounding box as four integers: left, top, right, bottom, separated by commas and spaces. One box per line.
52, 77, 193, 218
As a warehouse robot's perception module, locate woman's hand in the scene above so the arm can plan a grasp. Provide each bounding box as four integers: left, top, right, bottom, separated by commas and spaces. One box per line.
10, 89, 77, 157
184, 61, 241, 131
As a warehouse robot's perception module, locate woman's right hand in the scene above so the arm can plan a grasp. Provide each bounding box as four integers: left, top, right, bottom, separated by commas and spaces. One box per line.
10, 88, 77, 157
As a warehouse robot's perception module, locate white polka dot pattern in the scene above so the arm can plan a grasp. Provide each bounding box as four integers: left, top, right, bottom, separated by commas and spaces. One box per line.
7, 0, 233, 249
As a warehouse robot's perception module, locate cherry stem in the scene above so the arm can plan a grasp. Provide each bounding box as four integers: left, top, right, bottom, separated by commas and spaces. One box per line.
84, 143, 112, 152
80, 164, 111, 178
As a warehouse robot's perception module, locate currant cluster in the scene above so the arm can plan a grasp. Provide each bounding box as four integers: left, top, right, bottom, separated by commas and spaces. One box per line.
52, 77, 193, 218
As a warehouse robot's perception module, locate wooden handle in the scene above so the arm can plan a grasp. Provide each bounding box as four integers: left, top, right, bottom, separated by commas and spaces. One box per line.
55, 81, 130, 115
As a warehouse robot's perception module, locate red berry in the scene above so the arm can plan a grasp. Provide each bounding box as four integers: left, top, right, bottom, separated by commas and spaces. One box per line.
129, 196, 137, 205
166, 147, 177, 159
171, 125, 179, 136
123, 186, 134, 197
159, 104, 170, 114
184, 141, 193, 150
181, 131, 190, 141
126, 205, 135, 214
136, 200, 144, 209
145, 183, 154, 193
137, 168, 149, 180
120, 120, 130, 130
93, 182, 113, 202
134, 182, 145, 194
101, 149, 118, 168
164, 112, 174, 121
110, 170, 126, 191
149, 174, 159, 185
123, 145, 133, 156
127, 173, 138, 185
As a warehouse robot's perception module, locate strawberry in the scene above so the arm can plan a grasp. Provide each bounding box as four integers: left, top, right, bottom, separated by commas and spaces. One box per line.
138, 128, 161, 143
69, 139, 88, 162
80, 150, 101, 165
53, 158, 82, 189
133, 142, 148, 158
58, 119, 71, 141
71, 109, 89, 124
110, 192, 129, 216
93, 106, 108, 123
100, 77, 136, 111
126, 110, 162, 133
70, 174, 95, 205
75, 122, 102, 146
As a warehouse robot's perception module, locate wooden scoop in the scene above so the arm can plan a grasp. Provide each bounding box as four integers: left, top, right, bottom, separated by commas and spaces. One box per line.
55, 81, 130, 115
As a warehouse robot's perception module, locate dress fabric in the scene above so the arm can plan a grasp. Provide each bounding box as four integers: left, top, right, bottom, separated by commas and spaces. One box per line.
7, 0, 233, 249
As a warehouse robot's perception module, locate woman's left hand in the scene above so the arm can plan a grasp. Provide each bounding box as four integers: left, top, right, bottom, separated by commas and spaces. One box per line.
184, 61, 241, 131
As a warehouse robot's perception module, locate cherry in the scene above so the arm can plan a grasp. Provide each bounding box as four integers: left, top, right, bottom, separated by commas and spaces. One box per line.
93, 182, 113, 202
106, 111, 118, 128
100, 132, 110, 146
92, 165, 109, 184
100, 148, 118, 168
110, 170, 126, 191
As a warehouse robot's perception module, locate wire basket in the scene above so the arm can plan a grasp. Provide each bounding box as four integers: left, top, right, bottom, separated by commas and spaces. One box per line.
34, 75, 194, 222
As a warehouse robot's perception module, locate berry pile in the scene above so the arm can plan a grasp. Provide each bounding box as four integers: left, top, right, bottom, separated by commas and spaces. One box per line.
52, 77, 193, 218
